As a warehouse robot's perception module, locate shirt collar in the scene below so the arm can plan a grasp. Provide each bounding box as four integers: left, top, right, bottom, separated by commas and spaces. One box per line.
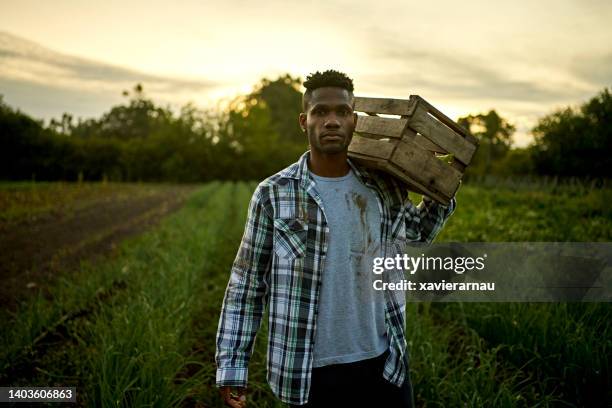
280, 150, 377, 187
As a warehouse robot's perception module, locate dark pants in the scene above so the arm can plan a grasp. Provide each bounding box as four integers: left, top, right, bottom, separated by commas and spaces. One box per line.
290, 349, 415, 407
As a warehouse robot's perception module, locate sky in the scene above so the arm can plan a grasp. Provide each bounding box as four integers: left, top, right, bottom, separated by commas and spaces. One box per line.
1, 0, 611, 147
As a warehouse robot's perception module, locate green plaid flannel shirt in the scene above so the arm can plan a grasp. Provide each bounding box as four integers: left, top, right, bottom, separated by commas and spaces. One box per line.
216, 151, 457, 405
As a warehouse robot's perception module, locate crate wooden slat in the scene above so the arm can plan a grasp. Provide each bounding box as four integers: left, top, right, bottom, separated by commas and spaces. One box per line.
354, 97, 416, 116
410, 96, 479, 145
348, 95, 479, 205
355, 116, 408, 139
408, 104, 476, 165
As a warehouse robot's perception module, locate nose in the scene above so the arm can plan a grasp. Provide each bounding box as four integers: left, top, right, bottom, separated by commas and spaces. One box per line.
324, 112, 341, 128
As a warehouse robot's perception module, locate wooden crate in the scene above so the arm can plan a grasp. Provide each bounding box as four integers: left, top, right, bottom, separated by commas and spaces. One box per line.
348, 95, 479, 205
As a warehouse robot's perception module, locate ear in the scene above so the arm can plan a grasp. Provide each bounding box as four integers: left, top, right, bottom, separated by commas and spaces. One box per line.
298, 112, 307, 132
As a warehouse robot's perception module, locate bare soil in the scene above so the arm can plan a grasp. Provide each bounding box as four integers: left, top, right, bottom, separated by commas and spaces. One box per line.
0, 185, 197, 310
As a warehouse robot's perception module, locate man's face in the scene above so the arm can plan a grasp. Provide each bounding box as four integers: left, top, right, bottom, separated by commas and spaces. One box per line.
299, 87, 358, 155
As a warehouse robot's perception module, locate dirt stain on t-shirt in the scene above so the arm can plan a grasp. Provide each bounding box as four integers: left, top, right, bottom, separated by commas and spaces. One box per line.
351, 192, 374, 251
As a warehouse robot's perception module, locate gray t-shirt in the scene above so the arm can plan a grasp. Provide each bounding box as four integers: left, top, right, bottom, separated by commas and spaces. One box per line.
310, 168, 389, 367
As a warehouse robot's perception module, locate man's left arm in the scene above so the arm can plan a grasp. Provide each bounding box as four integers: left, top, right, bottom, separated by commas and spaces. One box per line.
415, 194, 457, 243
377, 171, 458, 243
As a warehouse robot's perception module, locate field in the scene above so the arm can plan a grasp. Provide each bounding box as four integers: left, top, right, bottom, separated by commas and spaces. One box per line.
0, 180, 610, 407
0, 182, 197, 309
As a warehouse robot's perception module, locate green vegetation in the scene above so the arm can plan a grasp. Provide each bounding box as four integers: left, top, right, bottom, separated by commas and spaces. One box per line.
2, 77, 611, 183
1, 181, 609, 407
1, 76, 307, 183
458, 110, 516, 176
531, 88, 612, 178
1, 182, 253, 405
436, 183, 612, 242
458, 88, 611, 179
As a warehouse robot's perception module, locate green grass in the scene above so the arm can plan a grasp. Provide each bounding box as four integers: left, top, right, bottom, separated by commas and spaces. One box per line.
408, 181, 611, 407
1, 181, 245, 405
1, 180, 610, 407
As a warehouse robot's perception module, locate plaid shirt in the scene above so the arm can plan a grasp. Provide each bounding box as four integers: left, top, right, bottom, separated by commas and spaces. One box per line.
216, 151, 456, 405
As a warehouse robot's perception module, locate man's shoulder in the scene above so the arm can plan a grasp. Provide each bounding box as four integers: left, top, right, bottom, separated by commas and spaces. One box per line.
250, 158, 303, 204
259, 160, 300, 188
352, 161, 409, 196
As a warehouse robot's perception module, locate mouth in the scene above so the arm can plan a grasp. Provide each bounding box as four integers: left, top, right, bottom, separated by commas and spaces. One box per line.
321, 133, 343, 140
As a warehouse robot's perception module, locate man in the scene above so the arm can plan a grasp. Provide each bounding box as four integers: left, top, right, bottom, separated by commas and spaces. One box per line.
216, 70, 456, 407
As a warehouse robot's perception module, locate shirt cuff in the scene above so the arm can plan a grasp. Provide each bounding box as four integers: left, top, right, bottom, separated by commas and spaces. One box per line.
216, 366, 249, 387
423, 195, 455, 210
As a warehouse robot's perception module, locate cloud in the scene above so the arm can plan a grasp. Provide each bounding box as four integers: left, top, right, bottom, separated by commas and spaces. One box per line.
350, 26, 610, 148
350, 24, 601, 107
0, 31, 220, 119
0, 77, 123, 121
569, 53, 612, 87
365, 43, 589, 104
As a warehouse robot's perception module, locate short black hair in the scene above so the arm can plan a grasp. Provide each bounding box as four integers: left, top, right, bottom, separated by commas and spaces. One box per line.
302, 70, 355, 111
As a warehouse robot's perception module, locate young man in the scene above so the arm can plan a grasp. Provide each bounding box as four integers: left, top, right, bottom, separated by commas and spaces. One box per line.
216, 70, 456, 407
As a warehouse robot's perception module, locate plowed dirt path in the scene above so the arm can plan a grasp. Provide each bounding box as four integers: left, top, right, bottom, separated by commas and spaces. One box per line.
0, 184, 197, 309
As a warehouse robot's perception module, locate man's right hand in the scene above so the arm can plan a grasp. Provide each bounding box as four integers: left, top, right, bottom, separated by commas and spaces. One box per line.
219, 386, 247, 408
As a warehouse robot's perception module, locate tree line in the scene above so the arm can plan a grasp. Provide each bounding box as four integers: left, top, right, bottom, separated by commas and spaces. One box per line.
458, 88, 611, 179
1, 75, 610, 182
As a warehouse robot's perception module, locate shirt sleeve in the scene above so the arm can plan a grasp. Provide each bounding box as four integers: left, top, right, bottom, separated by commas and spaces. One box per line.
215, 185, 273, 387
416, 194, 457, 243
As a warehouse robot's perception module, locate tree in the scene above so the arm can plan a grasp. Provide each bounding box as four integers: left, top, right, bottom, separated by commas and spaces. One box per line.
246, 74, 305, 145
220, 74, 308, 179
49, 113, 74, 136
458, 110, 516, 175
0, 95, 69, 180
70, 83, 173, 140
531, 88, 612, 178
1, 75, 315, 182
